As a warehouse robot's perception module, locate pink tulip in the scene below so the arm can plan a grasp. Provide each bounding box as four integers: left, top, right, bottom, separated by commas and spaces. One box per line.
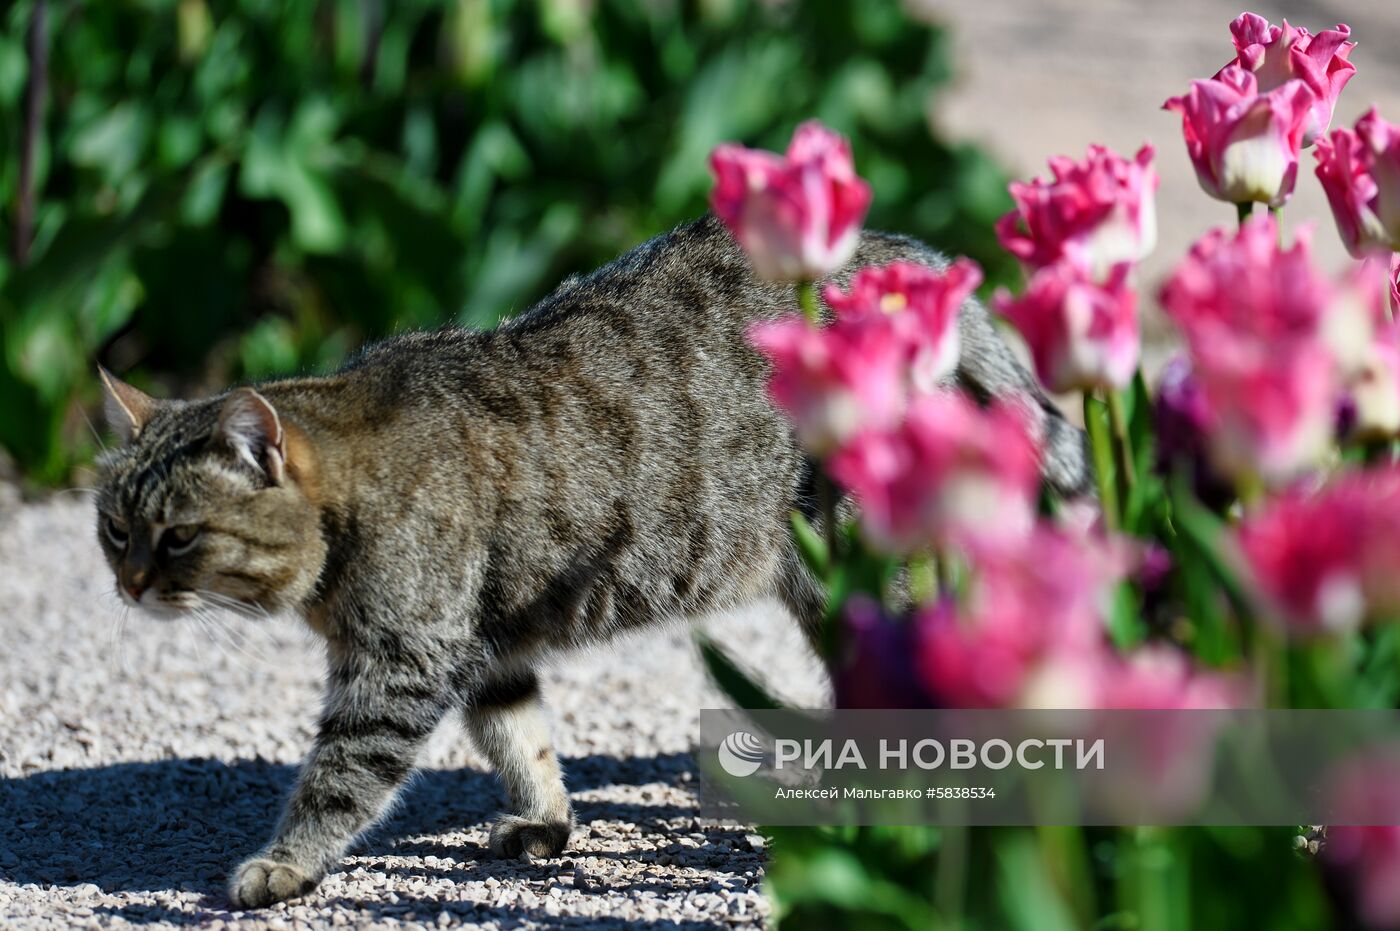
1391, 255, 1400, 316
1091, 648, 1243, 710
915, 529, 1235, 712
1235, 468, 1400, 634
1160, 218, 1344, 482
1236, 482, 1370, 633
1349, 327, 1400, 441
1068, 648, 1243, 822
1192, 343, 1337, 484
1329, 827, 1400, 929
915, 529, 1129, 708
1315, 109, 1400, 257
827, 392, 1041, 552
1325, 755, 1400, 929
1223, 13, 1355, 146
995, 144, 1158, 279
1163, 65, 1314, 206
1334, 258, 1400, 440
710, 121, 873, 282
749, 316, 904, 456
1018, 643, 1244, 711
1161, 218, 1336, 352
993, 260, 1140, 393
823, 259, 980, 392
1162, 219, 1368, 372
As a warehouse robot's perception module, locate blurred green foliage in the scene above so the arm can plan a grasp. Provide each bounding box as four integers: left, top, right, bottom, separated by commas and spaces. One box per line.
0, 0, 1015, 483
762, 824, 1335, 931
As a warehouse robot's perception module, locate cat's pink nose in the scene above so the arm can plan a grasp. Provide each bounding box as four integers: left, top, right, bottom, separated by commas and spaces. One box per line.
122, 567, 150, 602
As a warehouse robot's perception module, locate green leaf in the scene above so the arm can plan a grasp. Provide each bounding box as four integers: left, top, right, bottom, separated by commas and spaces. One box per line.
181, 158, 230, 225
239, 316, 301, 379
696, 636, 783, 710
1169, 476, 1255, 624
994, 832, 1082, 931
239, 104, 347, 253
70, 102, 152, 183
790, 510, 829, 577
1354, 625, 1400, 707
1107, 580, 1146, 650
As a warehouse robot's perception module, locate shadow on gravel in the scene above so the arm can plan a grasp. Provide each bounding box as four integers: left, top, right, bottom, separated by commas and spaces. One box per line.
0, 751, 699, 898
89, 899, 737, 930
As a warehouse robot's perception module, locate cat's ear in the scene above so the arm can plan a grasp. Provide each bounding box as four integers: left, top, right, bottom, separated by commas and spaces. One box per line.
215, 388, 287, 485
97, 366, 158, 443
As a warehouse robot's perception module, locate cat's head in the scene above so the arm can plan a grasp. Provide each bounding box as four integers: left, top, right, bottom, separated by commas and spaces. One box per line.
94, 369, 327, 617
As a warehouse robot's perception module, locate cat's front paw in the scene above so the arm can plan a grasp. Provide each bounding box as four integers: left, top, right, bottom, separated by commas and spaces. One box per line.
488, 814, 573, 859
228, 857, 318, 908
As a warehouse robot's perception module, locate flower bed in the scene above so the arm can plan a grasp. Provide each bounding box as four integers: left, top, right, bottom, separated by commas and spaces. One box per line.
703, 12, 1400, 929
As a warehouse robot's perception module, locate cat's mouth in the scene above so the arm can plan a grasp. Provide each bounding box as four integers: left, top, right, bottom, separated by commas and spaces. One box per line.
121, 586, 267, 620
120, 587, 201, 618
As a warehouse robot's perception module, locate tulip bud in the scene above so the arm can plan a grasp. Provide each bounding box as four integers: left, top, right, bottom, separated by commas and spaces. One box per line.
1164, 66, 1314, 206
827, 392, 1041, 552
749, 316, 904, 457
1223, 13, 1355, 146
822, 259, 980, 393
995, 144, 1158, 281
710, 121, 872, 282
993, 261, 1140, 394
1315, 108, 1400, 257
1160, 218, 1344, 484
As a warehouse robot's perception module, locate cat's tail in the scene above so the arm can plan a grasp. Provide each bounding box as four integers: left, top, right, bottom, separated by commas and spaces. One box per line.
841, 229, 1097, 503
954, 292, 1097, 501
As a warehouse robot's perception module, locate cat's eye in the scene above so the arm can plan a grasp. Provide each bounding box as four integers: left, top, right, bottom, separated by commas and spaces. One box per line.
161, 524, 202, 556
102, 515, 129, 549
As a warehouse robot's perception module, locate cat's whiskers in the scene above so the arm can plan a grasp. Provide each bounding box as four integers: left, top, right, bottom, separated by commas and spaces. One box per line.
55, 485, 100, 498
182, 610, 210, 669
103, 586, 134, 678
197, 589, 269, 621
206, 616, 268, 668
79, 407, 110, 456
191, 595, 277, 667
189, 607, 245, 671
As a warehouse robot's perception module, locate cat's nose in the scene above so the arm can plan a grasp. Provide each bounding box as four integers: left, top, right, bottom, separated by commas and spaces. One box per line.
122, 567, 151, 602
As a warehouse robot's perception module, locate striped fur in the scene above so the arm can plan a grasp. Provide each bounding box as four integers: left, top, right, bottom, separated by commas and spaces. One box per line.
93, 215, 1093, 907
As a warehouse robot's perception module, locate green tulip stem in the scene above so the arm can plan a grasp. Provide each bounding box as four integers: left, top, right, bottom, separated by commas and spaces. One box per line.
1084, 392, 1120, 531
797, 280, 821, 325
1236, 201, 1254, 227
1106, 386, 1136, 505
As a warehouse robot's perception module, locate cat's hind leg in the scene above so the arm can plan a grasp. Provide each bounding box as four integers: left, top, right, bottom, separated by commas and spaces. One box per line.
463, 670, 574, 859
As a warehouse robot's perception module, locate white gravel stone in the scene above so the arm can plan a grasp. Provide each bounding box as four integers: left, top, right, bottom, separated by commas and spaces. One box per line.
0, 491, 828, 928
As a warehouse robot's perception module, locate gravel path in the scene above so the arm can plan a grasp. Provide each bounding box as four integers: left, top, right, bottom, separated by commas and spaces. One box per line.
0, 486, 829, 929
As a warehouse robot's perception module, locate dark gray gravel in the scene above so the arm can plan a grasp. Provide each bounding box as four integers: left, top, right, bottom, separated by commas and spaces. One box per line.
0, 486, 828, 929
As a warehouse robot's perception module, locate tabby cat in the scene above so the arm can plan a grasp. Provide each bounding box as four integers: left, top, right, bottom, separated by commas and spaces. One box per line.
94, 215, 1092, 907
